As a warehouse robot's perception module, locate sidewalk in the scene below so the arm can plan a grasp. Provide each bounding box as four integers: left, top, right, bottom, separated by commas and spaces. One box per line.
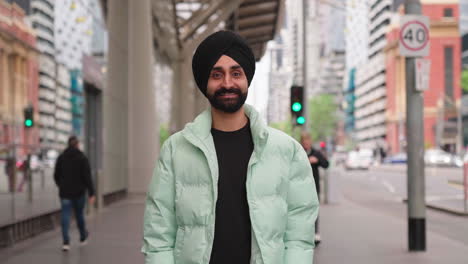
0, 195, 145, 264
315, 199, 468, 264
1, 194, 467, 263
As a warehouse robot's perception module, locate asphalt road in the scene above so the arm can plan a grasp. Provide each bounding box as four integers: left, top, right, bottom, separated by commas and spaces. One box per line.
334, 166, 468, 246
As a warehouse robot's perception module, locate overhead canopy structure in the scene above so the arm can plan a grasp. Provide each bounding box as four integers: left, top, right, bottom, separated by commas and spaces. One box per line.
101, 0, 284, 61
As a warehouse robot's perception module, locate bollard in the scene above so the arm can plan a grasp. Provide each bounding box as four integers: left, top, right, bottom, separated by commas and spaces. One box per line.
464, 162, 468, 213
41, 168, 45, 189
97, 169, 103, 211
323, 169, 328, 204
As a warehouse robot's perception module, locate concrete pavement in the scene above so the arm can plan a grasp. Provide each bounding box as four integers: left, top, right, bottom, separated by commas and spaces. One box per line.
1, 195, 145, 264
1, 174, 467, 263
315, 196, 467, 263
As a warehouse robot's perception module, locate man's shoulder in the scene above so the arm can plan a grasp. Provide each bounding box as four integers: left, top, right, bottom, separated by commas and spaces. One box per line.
265, 127, 302, 153
158, 130, 187, 154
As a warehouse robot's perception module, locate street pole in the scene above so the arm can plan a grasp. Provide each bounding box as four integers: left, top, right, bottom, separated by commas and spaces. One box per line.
464, 162, 468, 212
302, 0, 308, 131
436, 97, 443, 148
405, 0, 426, 252
457, 100, 463, 154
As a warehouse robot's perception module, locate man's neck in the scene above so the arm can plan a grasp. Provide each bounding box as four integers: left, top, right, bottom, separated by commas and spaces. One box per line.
211, 106, 248, 132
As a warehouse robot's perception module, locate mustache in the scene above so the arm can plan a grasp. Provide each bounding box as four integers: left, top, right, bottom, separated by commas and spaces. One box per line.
214, 88, 242, 97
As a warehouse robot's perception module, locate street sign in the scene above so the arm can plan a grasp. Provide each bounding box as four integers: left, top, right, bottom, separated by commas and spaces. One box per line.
399, 15, 430, 57
415, 58, 430, 92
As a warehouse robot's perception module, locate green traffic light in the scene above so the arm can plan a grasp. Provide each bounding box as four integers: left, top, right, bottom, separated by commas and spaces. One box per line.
297, 116, 305, 125
25, 120, 33, 127
292, 102, 302, 112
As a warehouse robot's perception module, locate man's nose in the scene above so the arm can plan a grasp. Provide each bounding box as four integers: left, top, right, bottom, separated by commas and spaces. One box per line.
221, 74, 234, 87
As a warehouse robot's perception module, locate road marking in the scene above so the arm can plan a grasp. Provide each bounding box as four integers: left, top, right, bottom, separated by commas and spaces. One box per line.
426, 194, 464, 202
448, 182, 463, 190
382, 180, 396, 193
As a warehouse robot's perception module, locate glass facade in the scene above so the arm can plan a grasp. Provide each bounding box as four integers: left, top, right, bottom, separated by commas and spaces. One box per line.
0, 149, 60, 227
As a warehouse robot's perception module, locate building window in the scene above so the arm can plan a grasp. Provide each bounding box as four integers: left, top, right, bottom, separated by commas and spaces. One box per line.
444, 8, 453, 17
444, 46, 454, 99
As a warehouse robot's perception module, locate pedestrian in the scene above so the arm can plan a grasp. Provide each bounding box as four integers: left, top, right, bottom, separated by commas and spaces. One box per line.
5, 156, 15, 193
142, 30, 319, 264
300, 132, 329, 245
16, 154, 30, 192
54, 136, 95, 251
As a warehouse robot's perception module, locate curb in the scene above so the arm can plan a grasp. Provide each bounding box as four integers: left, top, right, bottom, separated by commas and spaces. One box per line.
426, 203, 468, 216
402, 199, 468, 216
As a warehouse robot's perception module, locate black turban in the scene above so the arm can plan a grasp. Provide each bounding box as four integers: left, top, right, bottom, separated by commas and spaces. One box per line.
192, 30, 256, 96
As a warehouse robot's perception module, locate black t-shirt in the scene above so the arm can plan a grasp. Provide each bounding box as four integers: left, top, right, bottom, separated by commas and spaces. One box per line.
209, 121, 254, 264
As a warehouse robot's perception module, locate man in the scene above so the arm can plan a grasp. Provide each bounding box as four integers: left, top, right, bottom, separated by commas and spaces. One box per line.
54, 136, 95, 251
300, 132, 329, 245
142, 30, 319, 264
5, 156, 15, 193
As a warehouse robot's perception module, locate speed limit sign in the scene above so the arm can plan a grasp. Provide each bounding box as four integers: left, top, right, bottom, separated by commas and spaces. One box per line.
399, 15, 430, 57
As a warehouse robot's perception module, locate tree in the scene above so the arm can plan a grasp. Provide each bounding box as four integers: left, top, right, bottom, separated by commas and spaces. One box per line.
270, 118, 301, 141
308, 94, 339, 142
462, 69, 468, 94
160, 124, 170, 145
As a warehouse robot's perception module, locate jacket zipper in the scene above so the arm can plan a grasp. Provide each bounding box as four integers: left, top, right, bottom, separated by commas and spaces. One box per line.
246, 152, 264, 264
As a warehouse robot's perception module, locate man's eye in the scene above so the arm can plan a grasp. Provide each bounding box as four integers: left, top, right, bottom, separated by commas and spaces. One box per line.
233, 72, 242, 77
212, 72, 222, 79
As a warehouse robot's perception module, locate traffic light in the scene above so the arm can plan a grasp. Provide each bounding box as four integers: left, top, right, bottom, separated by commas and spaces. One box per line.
290, 85, 305, 126
23, 106, 34, 128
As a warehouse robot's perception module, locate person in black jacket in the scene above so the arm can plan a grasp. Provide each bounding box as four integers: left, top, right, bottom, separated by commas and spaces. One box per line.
54, 136, 95, 251
300, 132, 329, 245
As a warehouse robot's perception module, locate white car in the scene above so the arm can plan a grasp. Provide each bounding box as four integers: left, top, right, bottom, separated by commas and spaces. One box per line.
345, 149, 374, 170
424, 149, 460, 167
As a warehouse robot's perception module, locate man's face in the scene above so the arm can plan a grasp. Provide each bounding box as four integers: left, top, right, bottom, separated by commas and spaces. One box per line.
206, 55, 248, 113
301, 138, 312, 150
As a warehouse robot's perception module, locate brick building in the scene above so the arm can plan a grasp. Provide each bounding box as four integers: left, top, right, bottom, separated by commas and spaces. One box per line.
385, 0, 461, 154
0, 0, 39, 157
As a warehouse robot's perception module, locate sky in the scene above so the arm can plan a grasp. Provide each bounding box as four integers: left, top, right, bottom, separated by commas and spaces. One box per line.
246, 47, 271, 121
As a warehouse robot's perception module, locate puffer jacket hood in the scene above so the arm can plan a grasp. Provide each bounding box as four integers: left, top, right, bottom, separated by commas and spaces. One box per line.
142, 104, 319, 264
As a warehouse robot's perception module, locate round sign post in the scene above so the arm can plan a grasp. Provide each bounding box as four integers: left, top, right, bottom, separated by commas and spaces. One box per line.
399, 15, 430, 57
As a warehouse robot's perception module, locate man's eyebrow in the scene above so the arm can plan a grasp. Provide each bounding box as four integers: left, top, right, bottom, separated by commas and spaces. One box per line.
211, 65, 242, 71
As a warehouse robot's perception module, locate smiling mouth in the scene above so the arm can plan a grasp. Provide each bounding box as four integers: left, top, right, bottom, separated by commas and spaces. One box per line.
218, 93, 239, 99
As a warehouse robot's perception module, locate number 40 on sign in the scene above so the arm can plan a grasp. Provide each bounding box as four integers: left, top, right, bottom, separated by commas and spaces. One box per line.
399, 15, 430, 57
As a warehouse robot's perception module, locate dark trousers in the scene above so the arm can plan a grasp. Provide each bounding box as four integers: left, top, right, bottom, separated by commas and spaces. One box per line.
60, 195, 87, 244
315, 188, 320, 235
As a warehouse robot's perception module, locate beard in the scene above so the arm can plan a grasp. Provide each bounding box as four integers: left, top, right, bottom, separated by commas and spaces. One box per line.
207, 87, 248, 113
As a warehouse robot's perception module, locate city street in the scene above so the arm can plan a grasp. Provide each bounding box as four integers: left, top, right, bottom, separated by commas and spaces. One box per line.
317, 166, 468, 263
1, 0, 468, 262
1, 165, 467, 264
332, 166, 467, 240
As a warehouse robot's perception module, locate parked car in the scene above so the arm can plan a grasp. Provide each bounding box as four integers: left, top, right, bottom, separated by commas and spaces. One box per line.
331, 150, 348, 166
29, 154, 44, 171
383, 152, 407, 164
425, 148, 461, 167
345, 148, 374, 170
43, 149, 58, 169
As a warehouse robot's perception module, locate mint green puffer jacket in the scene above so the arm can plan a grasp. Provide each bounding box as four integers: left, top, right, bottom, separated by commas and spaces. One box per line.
142, 104, 319, 264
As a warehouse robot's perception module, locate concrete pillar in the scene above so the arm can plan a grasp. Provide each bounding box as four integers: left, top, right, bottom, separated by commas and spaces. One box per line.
194, 85, 208, 116
171, 55, 196, 132
128, 0, 158, 193
103, 0, 129, 196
